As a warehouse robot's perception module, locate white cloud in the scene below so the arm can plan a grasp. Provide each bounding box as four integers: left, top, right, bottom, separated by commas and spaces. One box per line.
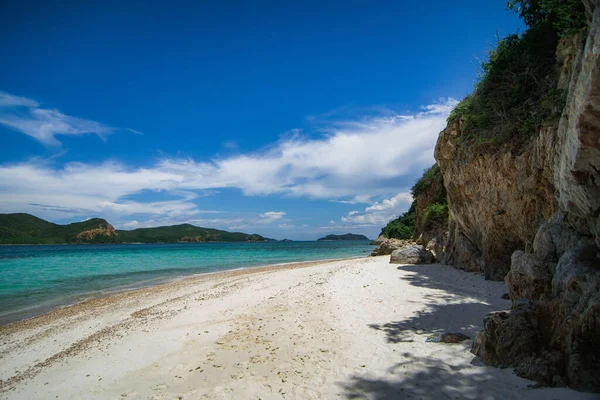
0, 91, 39, 108
0, 98, 456, 229
116, 212, 287, 232
258, 211, 286, 224
121, 220, 140, 229
365, 192, 413, 213
341, 191, 413, 226
0, 90, 136, 146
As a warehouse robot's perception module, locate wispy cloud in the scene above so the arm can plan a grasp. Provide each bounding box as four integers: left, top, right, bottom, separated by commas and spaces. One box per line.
0, 90, 139, 146
0, 91, 39, 108
0, 98, 455, 231
115, 212, 288, 232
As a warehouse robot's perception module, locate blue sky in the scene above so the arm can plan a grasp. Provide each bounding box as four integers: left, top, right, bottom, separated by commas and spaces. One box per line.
0, 0, 523, 239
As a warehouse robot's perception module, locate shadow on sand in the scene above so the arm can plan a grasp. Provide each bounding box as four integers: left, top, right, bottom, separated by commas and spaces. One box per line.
340, 352, 500, 400
340, 264, 512, 399
367, 265, 506, 344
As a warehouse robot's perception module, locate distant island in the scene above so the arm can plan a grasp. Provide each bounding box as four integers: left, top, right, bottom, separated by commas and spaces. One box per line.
317, 233, 369, 241
0, 213, 272, 245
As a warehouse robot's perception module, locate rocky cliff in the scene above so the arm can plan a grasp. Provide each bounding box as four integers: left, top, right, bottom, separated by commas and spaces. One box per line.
76, 223, 117, 242
435, 119, 559, 279
435, 0, 599, 391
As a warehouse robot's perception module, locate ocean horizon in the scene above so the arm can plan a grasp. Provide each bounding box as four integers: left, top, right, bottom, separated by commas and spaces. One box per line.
0, 240, 375, 325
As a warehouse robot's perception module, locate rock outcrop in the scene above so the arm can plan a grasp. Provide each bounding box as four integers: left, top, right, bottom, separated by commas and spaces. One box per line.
469, 2, 600, 391
370, 236, 411, 256
390, 245, 434, 265
76, 223, 116, 242
435, 120, 558, 280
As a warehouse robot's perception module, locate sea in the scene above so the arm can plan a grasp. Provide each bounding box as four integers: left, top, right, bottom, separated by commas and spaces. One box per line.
0, 240, 375, 325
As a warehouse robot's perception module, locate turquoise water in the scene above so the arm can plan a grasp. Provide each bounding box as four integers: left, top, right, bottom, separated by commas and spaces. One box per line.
0, 241, 374, 325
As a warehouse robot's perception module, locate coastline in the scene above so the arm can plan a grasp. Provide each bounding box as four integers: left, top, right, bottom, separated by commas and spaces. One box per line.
0, 255, 362, 329
1, 257, 594, 399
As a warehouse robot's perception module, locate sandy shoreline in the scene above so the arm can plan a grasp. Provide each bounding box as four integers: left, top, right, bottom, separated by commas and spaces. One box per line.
0, 256, 595, 399
0, 256, 364, 327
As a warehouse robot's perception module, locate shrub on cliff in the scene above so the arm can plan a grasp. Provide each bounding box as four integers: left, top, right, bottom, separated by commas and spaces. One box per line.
381, 202, 416, 240
423, 203, 449, 232
411, 164, 447, 205
447, 0, 587, 144
381, 164, 449, 240
507, 0, 587, 37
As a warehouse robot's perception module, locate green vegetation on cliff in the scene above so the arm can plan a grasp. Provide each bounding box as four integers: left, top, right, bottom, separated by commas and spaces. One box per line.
381, 202, 416, 240
411, 164, 447, 205
117, 225, 270, 243
0, 213, 271, 244
317, 233, 369, 241
447, 0, 587, 145
0, 214, 115, 244
380, 164, 448, 240
507, 0, 587, 37
422, 203, 449, 232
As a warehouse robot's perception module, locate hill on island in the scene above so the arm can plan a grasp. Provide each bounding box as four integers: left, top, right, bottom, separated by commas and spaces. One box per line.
317, 233, 369, 241
0, 213, 272, 244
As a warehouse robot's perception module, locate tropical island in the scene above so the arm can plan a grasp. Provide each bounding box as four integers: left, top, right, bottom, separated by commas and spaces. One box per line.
316, 233, 369, 241
0, 0, 598, 398
0, 213, 272, 244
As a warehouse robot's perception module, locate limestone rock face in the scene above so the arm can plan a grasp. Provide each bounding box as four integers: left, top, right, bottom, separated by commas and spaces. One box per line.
554, 3, 600, 248
472, 301, 540, 367
370, 237, 411, 256
478, 244, 600, 390
443, 220, 484, 272
435, 121, 558, 280
456, 2, 600, 390
505, 251, 553, 307
390, 245, 434, 265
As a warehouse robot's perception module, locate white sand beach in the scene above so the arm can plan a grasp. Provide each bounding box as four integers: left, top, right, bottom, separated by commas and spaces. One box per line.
0, 257, 595, 400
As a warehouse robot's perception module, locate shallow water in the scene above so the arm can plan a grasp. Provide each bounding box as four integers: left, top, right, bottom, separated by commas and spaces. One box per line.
0, 241, 374, 324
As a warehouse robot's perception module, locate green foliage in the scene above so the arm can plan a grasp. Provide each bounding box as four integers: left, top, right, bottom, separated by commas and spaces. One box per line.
381, 205, 416, 240
447, 0, 585, 146
507, 0, 587, 37
0, 213, 114, 244
382, 163, 448, 240
423, 204, 449, 232
0, 213, 271, 244
411, 164, 446, 204
116, 224, 269, 243
317, 233, 369, 241
448, 21, 562, 143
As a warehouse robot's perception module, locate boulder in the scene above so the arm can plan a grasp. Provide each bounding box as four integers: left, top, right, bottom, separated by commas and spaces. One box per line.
426, 236, 446, 263
474, 244, 600, 391
370, 237, 410, 256
390, 245, 434, 265
471, 300, 540, 368
370, 235, 386, 245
